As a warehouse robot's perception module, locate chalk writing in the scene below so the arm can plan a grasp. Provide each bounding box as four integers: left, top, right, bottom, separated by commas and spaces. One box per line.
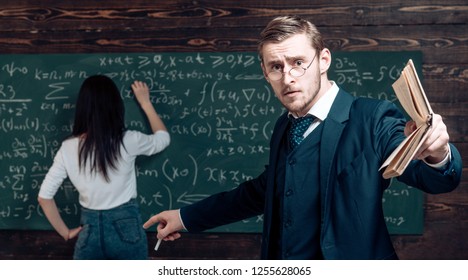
0, 51, 423, 234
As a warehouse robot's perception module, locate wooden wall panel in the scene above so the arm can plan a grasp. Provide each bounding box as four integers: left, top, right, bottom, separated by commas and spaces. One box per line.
0, 0, 466, 260
1, 1, 467, 31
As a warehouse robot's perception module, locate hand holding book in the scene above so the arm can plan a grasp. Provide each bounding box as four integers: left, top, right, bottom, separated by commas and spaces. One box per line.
380, 59, 434, 179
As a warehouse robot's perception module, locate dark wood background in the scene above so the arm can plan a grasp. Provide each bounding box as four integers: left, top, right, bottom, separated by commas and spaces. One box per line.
0, 0, 466, 260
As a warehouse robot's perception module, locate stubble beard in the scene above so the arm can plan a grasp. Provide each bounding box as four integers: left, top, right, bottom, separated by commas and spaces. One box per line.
282, 77, 321, 116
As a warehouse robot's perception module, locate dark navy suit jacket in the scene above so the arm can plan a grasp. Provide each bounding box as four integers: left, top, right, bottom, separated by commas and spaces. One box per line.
181, 89, 462, 259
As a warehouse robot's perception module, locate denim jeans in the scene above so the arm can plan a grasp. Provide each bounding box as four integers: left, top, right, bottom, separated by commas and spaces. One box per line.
73, 199, 148, 260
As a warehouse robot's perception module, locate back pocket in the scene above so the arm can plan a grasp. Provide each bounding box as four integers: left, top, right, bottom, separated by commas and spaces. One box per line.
113, 217, 142, 244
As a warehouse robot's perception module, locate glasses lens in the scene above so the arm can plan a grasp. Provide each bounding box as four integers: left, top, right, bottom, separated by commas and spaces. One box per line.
268, 72, 282, 81
290, 67, 305, 77
267, 65, 308, 81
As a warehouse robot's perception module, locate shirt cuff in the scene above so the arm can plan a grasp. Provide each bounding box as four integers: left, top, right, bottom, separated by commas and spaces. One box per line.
423, 144, 451, 170
178, 209, 187, 231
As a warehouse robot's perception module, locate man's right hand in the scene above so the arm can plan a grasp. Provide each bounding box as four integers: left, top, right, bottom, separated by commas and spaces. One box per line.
143, 209, 183, 241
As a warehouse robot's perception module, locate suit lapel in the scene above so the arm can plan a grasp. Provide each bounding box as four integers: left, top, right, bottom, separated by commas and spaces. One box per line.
319, 90, 354, 224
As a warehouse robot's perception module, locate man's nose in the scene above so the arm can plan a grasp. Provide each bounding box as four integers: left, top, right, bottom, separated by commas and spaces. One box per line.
282, 69, 296, 84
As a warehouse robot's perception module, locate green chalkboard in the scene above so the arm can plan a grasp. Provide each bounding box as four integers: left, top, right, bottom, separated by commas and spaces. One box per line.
0, 51, 423, 234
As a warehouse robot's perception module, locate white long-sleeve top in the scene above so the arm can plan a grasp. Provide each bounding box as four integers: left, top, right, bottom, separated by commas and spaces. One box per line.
38, 130, 170, 210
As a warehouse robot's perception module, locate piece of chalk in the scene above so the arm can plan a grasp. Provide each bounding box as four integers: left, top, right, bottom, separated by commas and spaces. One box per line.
154, 239, 162, 251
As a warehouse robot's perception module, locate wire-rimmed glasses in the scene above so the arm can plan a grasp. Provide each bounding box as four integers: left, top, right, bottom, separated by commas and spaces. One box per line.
267, 55, 317, 81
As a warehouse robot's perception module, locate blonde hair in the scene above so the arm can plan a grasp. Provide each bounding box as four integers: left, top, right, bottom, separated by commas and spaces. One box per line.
258, 16, 324, 61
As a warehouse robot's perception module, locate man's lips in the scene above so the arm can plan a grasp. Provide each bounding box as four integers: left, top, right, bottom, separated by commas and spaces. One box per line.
284, 89, 300, 96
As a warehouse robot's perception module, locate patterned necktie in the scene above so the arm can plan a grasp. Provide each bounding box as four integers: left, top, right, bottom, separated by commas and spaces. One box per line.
288, 115, 315, 150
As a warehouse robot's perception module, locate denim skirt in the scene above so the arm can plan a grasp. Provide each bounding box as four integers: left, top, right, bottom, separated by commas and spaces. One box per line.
73, 199, 148, 260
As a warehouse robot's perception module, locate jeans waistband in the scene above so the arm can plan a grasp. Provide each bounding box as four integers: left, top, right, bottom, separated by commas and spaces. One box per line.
80, 199, 140, 223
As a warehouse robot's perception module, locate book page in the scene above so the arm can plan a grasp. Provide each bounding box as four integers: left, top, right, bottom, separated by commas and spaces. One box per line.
381, 126, 430, 179
392, 73, 424, 123
404, 60, 433, 125
380, 125, 420, 171
407, 60, 433, 114
382, 59, 434, 179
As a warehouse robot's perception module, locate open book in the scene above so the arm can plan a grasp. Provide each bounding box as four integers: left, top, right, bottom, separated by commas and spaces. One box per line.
380, 59, 433, 179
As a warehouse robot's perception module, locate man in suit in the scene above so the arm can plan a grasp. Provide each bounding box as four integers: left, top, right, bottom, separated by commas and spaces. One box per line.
143, 16, 462, 259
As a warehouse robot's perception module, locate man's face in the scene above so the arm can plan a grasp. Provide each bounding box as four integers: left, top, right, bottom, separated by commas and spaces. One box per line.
261, 33, 324, 116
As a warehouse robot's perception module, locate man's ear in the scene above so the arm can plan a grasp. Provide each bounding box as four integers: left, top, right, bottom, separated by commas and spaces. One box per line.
319, 48, 332, 74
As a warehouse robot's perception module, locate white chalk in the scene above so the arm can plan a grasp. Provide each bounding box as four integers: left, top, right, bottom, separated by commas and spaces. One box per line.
154, 239, 162, 251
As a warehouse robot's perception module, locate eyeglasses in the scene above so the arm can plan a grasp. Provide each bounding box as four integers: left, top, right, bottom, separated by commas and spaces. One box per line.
267, 54, 317, 81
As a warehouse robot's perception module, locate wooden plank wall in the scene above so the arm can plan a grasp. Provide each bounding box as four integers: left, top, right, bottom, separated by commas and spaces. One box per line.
0, 0, 466, 260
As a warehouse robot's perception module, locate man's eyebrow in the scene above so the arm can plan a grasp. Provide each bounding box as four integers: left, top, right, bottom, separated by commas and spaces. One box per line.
264, 59, 282, 67
265, 56, 306, 66
287, 55, 307, 61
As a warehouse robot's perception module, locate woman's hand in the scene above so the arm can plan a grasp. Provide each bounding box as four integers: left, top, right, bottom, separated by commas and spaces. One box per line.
131, 81, 151, 107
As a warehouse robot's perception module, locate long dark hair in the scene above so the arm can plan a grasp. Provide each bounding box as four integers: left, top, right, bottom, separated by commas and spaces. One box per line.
72, 75, 125, 182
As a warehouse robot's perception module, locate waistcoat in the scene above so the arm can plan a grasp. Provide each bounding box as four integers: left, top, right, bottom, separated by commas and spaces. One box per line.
270, 123, 324, 259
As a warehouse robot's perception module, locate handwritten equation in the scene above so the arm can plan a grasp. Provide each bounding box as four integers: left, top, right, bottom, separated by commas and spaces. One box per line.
0, 51, 423, 233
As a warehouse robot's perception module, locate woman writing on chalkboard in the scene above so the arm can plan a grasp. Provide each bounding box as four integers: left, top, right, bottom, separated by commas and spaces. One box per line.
38, 75, 170, 260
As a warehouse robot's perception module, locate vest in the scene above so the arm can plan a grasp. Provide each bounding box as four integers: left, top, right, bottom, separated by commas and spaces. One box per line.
270, 123, 324, 259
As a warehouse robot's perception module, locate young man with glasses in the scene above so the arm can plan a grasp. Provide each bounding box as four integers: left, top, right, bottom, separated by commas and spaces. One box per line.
144, 16, 462, 259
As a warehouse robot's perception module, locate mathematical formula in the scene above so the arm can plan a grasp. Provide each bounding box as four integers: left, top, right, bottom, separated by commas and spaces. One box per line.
0, 52, 422, 233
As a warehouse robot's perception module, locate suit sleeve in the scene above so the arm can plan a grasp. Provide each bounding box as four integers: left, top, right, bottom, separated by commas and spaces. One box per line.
398, 143, 462, 194
372, 100, 462, 194
180, 167, 268, 232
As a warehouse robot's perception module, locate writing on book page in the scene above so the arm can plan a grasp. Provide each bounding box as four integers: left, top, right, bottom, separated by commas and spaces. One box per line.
380, 59, 433, 179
